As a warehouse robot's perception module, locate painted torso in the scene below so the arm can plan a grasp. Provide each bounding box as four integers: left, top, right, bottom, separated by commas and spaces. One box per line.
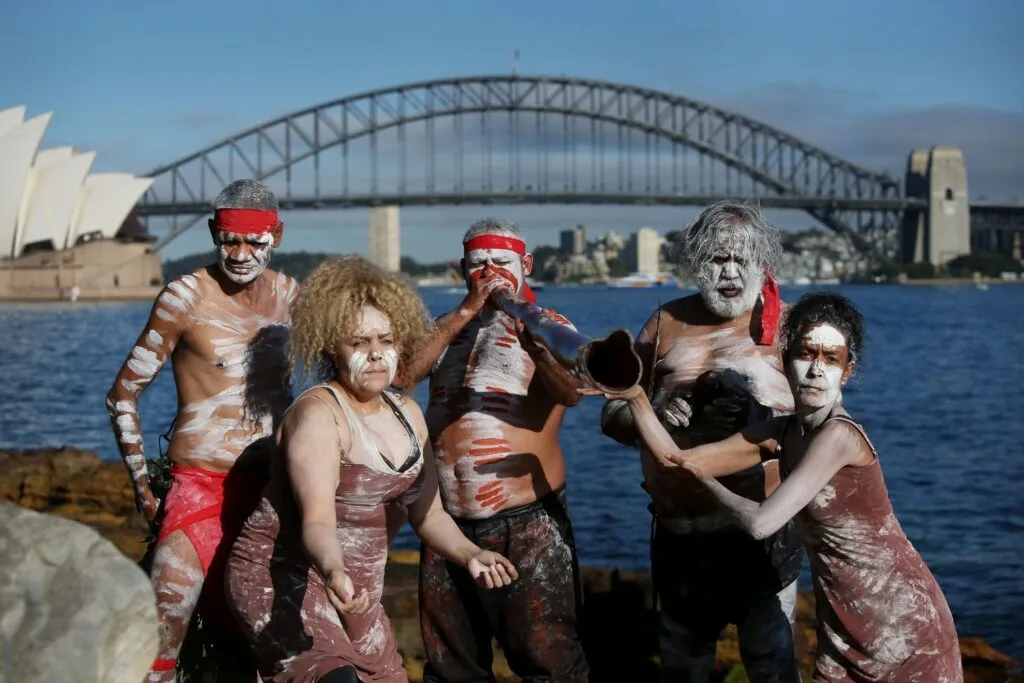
227, 385, 422, 682
643, 295, 792, 521
426, 309, 571, 519
778, 411, 961, 682
164, 268, 298, 472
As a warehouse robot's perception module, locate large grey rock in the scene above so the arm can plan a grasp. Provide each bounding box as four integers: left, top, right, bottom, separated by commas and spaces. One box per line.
0, 502, 158, 683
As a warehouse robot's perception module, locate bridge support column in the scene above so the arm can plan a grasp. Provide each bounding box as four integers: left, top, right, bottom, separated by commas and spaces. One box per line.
368, 205, 400, 273
901, 146, 970, 267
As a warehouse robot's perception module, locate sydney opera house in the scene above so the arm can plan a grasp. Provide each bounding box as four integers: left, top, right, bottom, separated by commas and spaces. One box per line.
0, 105, 162, 301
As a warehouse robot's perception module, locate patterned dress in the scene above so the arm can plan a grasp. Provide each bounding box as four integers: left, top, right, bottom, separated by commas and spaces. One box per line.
226, 385, 425, 683
781, 408, 962, 682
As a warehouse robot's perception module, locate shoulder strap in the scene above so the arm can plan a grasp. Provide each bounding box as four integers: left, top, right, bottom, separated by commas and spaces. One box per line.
824, 411, 879, 459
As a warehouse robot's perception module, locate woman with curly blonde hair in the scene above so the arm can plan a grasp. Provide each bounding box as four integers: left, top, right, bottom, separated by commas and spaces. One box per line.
226, 256, 518, 683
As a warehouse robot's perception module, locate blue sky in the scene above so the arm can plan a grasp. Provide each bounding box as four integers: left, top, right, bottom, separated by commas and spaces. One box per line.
2, 0, 1021, 261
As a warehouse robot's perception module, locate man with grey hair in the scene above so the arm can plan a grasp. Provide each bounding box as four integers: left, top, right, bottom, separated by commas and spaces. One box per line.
106, 179, 299, 681
392, 218, 590, 683
599, 200, 804, 682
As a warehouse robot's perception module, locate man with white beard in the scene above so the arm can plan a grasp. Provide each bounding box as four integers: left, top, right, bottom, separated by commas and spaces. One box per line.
599, 201, 804, 682
106, 179, 299, 681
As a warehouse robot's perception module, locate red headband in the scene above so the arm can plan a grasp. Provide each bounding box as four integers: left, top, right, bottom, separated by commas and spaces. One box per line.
463, 234, 536, 303
758, 271, 781, 346
213, 208, 279, 235
463, 234, 526, 255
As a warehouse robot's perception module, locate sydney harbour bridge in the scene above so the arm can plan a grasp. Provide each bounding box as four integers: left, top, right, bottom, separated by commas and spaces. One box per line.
135, 75, 1023, 265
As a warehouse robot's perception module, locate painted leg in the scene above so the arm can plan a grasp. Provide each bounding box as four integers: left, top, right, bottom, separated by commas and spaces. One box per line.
419, 544, 496, 683
146, 530, 205, 683
735, 581, 801, 683
497, 507, 589, 682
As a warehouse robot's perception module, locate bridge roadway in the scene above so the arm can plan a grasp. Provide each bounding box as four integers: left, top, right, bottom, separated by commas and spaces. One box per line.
136, 192, 924, 216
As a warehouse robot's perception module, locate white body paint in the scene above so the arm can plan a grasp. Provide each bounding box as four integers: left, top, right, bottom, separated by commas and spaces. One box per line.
427, 307, 577, 519
790, 324, 847, 408
805, 324, 847, 348
346, 306, 399, 387
660, 328, 793, 413
109, 271, 298, 477
465, 246, 526, 294
694, 235, 764, 319
216, 231, 274, 285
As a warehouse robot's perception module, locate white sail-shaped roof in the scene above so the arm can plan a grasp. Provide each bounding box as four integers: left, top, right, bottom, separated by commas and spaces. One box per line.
67, 173, 155, 247
0, 106, 26, 136
14, 151, 96, 254
0, 112, 51, 259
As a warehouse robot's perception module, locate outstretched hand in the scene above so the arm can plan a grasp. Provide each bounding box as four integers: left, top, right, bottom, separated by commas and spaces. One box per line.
466, 550, 519, 589
325, 568, 373, 615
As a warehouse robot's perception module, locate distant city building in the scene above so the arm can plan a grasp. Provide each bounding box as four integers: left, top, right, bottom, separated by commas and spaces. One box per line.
559, 224, 587, 256
623, 226, 664, 274
0, 105, 161, 301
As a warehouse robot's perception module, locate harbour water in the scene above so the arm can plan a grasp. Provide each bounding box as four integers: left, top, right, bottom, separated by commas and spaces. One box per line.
0, 283, 1022, 658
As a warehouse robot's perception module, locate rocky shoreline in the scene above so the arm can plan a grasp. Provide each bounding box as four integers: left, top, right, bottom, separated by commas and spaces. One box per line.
1, 446, 1019, 682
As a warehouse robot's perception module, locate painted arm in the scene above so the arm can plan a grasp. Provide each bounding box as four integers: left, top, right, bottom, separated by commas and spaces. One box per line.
519, 310, 585, 407
282, 393, 374, 614
281, 395, 346, 576
405, 406, 519, 589
104, 277, 196, 521
622, 390, 783, 473
676, 417, 788, 478
600, 311, 660, 445
695, 420, 864, 540
391, 279, 504, 390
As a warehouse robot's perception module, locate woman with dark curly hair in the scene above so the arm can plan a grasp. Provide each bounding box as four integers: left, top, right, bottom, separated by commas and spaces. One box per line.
590, 292, 962, 682
225, 256, 518, 683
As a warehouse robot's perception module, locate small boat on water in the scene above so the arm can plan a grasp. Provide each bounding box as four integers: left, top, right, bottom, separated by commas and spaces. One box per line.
607, 272, 680, 289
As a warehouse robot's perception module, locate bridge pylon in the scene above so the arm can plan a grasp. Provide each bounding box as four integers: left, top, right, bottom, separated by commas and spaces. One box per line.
368, 205, 401, 273
900, 146, 970, 266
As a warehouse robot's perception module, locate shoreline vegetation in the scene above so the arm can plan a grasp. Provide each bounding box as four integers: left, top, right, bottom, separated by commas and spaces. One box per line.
160, 248, 1022, 288
1, 446, 1020, 682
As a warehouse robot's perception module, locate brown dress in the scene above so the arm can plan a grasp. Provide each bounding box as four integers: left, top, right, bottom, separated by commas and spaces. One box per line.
781, 408, 962, 682
226, 385, 425, 683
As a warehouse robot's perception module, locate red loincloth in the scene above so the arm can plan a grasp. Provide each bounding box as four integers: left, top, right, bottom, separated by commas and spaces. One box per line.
157, 464, 266, 625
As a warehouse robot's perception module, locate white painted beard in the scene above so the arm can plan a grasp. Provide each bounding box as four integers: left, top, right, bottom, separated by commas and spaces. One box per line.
699, 285, 761, 319
696, 262, 763, 320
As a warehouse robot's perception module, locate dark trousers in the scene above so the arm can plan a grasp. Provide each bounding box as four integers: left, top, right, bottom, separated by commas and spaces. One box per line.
419, 488, 589, 683
652, 517, 804, 683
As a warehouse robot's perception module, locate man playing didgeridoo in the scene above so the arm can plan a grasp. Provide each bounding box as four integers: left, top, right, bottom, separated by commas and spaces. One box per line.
106, 179, 299, 681
599, 200, 804, 682
391, 218, 590, 682
590, 291, 963, 683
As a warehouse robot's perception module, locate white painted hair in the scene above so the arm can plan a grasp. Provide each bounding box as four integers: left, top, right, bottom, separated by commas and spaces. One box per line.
212, 179, 279, 211
462, 218, 524, 245
671, 200, 782, 281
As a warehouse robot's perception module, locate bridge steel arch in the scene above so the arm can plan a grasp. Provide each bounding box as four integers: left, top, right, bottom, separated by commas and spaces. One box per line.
139, 75, 905, 257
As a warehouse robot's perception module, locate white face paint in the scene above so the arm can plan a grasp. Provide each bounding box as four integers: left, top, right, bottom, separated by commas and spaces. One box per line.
695, 233, 763, 320
216, 231, 274, 284
788, 324, 848, 409
464, 246, 526, 294
345, 305, 398, 390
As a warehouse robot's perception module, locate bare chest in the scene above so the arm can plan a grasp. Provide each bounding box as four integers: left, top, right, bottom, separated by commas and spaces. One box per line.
657, 328, 788, 403
182, 300, 292, 379
432, 319, 535, 397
